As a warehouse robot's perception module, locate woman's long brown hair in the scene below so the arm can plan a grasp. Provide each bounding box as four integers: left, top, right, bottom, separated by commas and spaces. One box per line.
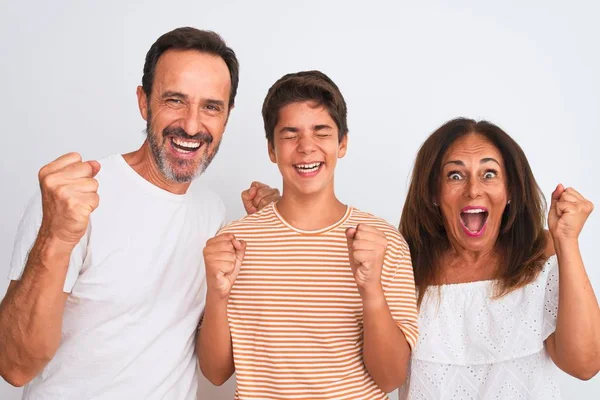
399, 118, 548, 306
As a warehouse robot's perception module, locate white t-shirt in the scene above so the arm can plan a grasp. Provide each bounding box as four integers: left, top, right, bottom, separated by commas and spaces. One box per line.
400, 256, 561, 400
8, 154, 225, 400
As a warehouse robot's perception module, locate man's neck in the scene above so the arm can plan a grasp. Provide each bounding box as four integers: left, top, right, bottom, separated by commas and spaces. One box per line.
122, 141, 191, 195
276, 187, 347, 231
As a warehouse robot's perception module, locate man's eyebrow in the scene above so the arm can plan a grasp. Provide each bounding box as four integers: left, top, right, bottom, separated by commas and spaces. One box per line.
161, 91, 188, 100
205, 98, 225, 107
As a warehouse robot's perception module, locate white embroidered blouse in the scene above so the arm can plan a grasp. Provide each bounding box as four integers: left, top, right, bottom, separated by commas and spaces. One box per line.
400, 256, 561, 399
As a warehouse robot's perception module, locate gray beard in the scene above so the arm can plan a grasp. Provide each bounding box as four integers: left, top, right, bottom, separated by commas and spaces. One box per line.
145, 124, 220, 184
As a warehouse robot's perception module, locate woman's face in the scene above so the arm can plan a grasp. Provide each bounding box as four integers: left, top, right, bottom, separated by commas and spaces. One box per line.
438, 134, 509, 253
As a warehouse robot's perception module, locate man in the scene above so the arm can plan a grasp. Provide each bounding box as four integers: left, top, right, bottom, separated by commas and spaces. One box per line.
198, 70, 419, 399
0, 27, 277, 399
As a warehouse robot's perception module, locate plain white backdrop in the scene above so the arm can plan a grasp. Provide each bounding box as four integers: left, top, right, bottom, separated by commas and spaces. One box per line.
1, 0, 598, 399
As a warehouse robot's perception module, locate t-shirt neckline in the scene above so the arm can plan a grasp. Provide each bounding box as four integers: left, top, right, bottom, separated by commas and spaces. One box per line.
115, 154, 188, 202
272, 202, 353, 235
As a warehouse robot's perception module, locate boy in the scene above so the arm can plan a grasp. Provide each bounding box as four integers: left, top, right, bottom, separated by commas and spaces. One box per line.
198, 71, 418, 399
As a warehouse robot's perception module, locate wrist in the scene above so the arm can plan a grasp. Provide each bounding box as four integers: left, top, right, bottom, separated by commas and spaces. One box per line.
359, 284, 385, 306
32, 232, 75, 266
552, 237, 580, 257
37, 223, 80, 251
206, 289, 230, 307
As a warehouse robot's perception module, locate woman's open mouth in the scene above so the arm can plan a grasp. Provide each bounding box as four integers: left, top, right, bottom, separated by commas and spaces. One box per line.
460, 207, 489, 237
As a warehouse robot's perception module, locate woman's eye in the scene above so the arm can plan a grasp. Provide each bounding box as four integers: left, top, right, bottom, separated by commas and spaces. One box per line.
448, 172, 463, 180
483, 170, 498, 179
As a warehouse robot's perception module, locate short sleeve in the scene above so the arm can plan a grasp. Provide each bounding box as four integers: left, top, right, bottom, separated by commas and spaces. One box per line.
542, 255, 559, 339
8, 191, 87, 293
382, 230, 419, 349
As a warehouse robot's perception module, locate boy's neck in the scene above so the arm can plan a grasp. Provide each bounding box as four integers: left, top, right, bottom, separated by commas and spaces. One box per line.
276, 188, 347, 231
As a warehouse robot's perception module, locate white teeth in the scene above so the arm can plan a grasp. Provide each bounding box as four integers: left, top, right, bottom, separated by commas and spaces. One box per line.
172, 138, 201, 149
295, 162, 322, 172
296, 163, 321, 169
463, 208, 486, 214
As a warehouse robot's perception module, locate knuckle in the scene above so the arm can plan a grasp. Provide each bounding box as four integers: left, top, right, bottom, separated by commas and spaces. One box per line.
65, 196, 78, 209
217, 233, 233, 241
38, 165, 49, 180
67, 152, 82, 162
55, 185, 69, 199
41, 173, 57, 189
91, 193, 100, 208
267, 191, 278, 200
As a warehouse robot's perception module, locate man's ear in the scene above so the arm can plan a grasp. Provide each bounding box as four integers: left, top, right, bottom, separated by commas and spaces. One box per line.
224, 103, 235, 127
137, 86, 149, 121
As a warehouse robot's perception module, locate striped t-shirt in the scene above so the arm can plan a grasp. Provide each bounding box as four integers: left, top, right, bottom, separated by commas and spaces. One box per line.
221, 203, 419, 400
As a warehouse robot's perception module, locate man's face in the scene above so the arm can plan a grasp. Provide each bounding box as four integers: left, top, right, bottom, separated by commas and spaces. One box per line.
137, 49, 232, 183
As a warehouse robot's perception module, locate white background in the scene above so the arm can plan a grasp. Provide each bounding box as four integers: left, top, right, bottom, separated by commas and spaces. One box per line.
1, 0, 598, 398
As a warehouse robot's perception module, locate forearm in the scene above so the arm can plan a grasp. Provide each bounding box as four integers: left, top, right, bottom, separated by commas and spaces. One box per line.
362, 288, 411, 393
552, 240, 600, 378
0, 234, 71, 386
197, 293, 234, 386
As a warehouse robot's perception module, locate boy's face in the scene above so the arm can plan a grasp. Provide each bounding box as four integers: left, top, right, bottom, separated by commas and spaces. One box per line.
269, 100, 347, 199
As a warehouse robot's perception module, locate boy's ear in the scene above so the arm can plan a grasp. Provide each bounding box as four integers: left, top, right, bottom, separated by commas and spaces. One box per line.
268, 141, 277, 163
338, 133, 348, 158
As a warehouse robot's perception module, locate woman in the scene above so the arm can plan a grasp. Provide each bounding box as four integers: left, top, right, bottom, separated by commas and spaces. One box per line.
399, 118, 600, 399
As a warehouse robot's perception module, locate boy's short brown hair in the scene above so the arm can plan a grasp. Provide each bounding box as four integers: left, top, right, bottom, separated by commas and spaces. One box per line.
262, 70, 348, 145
